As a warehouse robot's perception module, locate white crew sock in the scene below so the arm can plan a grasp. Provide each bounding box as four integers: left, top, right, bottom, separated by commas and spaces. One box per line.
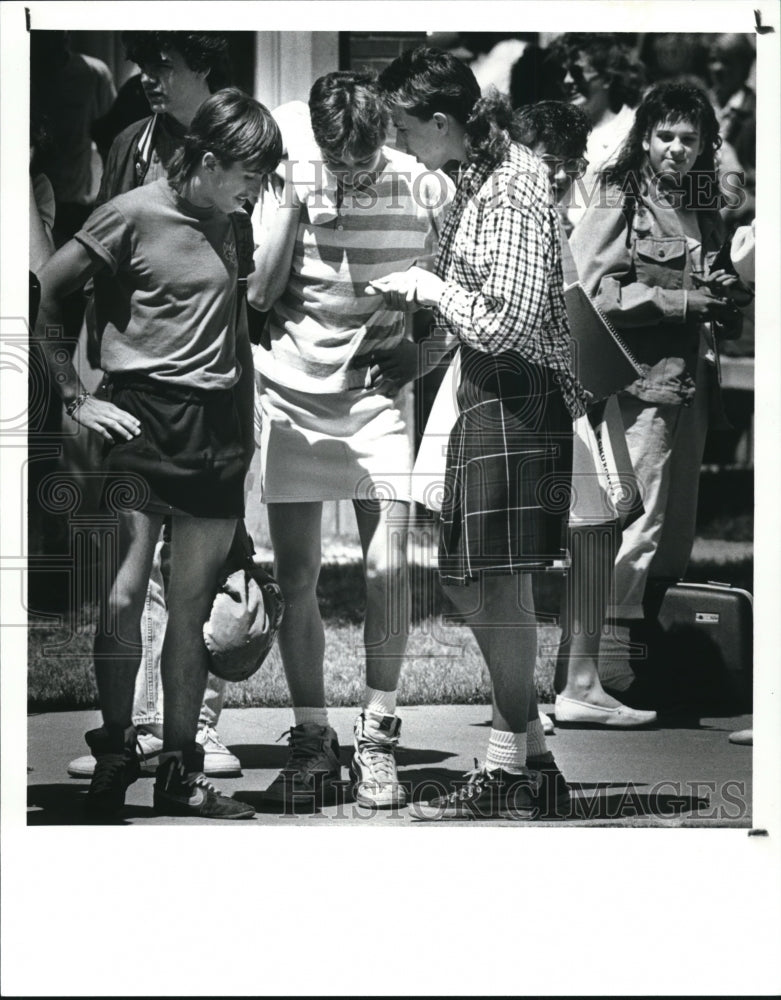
525, 719, 548, 760
485, 728, 527, 774
362, 685, 397, 719
293, 706, 330, 729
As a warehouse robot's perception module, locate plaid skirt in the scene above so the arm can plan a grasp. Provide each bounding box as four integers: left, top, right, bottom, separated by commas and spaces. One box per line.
100, 376, 246, 519
439, 347, 573, 585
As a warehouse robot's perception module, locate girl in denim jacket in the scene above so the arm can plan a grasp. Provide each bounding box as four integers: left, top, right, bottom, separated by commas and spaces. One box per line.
570, 83, 751, 691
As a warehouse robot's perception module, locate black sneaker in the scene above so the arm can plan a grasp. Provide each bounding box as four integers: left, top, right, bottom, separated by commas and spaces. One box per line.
84, 725, 141, 820
153, 753, 255, 820
264, 724, 342, 809
416, 762, 542, 820
527, 755, 572, 818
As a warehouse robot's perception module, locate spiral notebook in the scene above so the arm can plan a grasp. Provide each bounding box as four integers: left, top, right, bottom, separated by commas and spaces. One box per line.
564, 282, 643, 400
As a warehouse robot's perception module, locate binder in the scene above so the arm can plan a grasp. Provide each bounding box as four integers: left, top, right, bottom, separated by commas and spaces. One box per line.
564, 281, 643, 400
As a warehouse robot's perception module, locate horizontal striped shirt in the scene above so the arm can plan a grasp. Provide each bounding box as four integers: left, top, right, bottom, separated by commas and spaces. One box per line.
256, 146, 453, 393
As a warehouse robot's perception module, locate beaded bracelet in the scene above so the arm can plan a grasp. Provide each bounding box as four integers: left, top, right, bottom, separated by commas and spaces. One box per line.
65, 391, 90, 419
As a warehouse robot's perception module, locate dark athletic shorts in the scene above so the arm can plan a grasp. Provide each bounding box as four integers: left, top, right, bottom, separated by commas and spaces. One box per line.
101, 375, 246, 519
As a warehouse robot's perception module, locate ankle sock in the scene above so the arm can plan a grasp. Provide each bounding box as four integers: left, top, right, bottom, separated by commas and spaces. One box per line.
526, 718, 548, 759
362, 686, 397, 719
293, 706, 330, 729
486, 728, 527, 774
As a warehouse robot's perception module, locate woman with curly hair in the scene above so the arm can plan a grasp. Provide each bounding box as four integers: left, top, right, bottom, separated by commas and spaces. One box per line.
570, 82, 751, 699
374, 47, 588, 819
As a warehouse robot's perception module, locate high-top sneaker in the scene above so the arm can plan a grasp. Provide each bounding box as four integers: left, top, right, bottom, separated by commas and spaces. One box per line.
263, 724, 342, 808
350, 711, 407, 809
84, 724, 141, 819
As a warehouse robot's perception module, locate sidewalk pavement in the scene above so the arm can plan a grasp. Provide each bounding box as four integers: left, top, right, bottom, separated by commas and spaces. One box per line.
27, 705, 753, 827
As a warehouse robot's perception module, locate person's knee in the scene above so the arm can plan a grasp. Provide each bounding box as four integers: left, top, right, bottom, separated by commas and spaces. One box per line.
101, 584, 145, 637
274, 552, 321, 597
364, 550, 408, 593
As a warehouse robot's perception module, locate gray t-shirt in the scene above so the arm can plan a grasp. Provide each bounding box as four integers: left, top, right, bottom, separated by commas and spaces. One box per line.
76, 179, 248, 390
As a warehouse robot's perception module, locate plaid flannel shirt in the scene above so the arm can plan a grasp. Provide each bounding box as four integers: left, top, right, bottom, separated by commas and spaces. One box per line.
434, 143, 587, 418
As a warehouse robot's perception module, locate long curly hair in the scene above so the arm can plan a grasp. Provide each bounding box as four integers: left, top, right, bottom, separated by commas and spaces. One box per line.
603, 82, 723, 209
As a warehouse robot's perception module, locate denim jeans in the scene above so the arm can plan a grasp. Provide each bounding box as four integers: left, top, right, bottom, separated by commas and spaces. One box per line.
131, 531, 226, 731
610, 354, 710, 620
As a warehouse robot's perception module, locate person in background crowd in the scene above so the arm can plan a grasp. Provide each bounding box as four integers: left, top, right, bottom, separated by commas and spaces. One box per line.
639, 33, 710, 87
374, 47, 587, 819
509, 42, 570, 109
33, 89, 282, 821
65, 31, 243, 783
707, 33, 756, 232
30, 30, 116, 248
707, 34, 756, 167
247, 71, 452, 811
29, 111, 56, 271
551, 33, 646, 231
28, 109, 58, 572
29, 32, 116, 553
92, 74, 153, 163
570, 83, 752, 703
514, 100, 657, 729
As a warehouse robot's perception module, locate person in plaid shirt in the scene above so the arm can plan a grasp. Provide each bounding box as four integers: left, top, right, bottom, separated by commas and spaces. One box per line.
373, 46, 587, 820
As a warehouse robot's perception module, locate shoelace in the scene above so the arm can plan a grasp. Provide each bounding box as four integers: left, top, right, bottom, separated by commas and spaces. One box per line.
186, 771, 219, 797
198, 726, 223, 751
446, 759, 488, 803
276, 727, 329, 769
161, 758, 218, 797
358, 740, 398, 783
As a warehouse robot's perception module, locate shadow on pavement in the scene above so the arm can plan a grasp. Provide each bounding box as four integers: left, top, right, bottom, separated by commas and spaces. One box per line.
26, 783, 135, 826
231, 743, 456, 770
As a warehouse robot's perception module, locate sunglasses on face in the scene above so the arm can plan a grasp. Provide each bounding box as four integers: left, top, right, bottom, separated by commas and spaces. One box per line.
567, 61, 601, 86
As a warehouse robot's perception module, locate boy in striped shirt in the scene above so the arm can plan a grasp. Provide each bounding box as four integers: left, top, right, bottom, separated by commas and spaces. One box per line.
248, 72, 453, 811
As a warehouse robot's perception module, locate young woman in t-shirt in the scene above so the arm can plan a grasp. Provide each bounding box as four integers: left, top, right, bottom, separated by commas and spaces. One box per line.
33, 89, 282, 821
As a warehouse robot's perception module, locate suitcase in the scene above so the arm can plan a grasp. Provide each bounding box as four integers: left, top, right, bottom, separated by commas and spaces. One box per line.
654, 581, 753, 712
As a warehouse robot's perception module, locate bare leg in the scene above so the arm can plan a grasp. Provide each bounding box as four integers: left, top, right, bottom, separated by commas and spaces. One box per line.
161, 515, 236, 751
353, 498, 410, 692
555, 522, 624, 707
442, 573, 536, 733
267, 502, 326, 708
94, 510, 164, 728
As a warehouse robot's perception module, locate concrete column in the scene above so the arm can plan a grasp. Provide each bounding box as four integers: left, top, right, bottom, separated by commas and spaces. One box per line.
253, 31, 339, 107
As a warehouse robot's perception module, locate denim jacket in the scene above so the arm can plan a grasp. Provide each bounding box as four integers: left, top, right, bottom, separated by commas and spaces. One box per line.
570, 181, 740, 405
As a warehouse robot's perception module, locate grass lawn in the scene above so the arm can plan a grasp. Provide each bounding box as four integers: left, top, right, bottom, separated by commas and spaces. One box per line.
27, 539, 752, 712
27, 608, 563, 711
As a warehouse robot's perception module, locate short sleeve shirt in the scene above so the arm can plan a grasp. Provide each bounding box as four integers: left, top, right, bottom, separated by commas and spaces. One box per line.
76, 179, 252, 390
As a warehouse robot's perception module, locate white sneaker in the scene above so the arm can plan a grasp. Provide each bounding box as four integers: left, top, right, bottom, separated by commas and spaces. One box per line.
196, 726, 242, 777
67, 729, 163, 778
350, 711, 407, 809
